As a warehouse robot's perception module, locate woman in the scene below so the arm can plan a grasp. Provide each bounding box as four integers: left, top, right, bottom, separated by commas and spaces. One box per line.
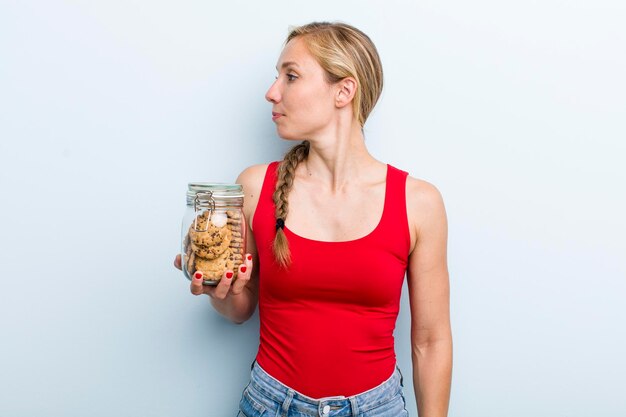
175, 21, 451, 417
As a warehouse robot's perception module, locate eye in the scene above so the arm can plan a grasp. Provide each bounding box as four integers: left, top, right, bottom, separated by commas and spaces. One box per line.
286, 73, 298, 82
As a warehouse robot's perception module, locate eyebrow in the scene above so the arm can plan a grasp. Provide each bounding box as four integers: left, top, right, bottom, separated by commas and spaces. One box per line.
276, 61, 299, 71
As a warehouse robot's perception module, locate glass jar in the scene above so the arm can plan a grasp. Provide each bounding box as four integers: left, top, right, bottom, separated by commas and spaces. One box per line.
181, 183, 246, 285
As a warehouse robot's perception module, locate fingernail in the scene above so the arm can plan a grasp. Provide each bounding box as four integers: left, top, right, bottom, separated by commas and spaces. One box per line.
194, 272, 203, 280
240, 266, 247, 273
226, 271, 234, 279
247, 254, 252, 261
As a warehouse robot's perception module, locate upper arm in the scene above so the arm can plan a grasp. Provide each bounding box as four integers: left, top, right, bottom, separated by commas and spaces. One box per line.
406, 178, 451, 347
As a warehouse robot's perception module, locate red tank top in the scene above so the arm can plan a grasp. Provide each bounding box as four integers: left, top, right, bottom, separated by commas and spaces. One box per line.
253, 161, 411, 398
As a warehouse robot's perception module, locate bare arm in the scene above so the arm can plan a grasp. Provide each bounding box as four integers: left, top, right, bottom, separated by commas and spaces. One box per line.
406, 178, 452, 417
175, 164, 268, 324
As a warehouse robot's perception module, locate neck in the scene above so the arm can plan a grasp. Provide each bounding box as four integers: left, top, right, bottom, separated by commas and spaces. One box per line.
300, 120, 380, 192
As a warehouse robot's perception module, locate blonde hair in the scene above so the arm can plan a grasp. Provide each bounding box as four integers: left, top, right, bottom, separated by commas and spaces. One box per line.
272, 22, 384, 268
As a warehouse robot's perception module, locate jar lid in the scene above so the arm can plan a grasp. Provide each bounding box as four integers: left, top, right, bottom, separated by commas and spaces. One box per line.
187, 183, 243, 199
187, 184, 244, 209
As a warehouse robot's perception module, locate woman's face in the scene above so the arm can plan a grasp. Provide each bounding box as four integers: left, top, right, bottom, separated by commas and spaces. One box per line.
265, 38, 337, 140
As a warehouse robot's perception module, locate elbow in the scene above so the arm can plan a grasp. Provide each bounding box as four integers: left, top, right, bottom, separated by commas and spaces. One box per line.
229, 307, 256, 325
411, 331, 453, 359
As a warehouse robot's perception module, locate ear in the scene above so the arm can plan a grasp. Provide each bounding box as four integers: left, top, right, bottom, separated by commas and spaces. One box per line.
335, 77, 357, 108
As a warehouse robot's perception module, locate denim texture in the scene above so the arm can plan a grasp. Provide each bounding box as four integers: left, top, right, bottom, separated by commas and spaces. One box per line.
237, 362, 409, 417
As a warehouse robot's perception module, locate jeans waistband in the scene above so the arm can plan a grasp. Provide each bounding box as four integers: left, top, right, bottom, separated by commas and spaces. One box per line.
249, 361, 403, 415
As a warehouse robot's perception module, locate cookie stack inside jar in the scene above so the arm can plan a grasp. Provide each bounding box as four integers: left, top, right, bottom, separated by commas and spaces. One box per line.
182, 183, 246, 285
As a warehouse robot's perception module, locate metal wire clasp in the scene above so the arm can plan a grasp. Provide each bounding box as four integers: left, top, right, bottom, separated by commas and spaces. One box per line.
193, 191, 215, 232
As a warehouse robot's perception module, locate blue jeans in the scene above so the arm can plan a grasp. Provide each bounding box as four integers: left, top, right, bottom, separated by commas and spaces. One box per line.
237, 362, 409, 417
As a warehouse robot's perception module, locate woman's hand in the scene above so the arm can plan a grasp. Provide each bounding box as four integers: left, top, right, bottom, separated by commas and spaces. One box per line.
173, 253, 254, 300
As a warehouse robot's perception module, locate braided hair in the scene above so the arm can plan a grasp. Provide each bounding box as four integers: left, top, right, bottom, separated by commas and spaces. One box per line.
272, 141, 310, 268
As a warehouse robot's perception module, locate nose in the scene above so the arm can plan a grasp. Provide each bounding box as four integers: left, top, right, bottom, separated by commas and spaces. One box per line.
265, 78, 281, 103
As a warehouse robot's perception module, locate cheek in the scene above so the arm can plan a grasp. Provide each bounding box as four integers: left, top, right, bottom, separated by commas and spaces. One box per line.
297, 89, 333, 118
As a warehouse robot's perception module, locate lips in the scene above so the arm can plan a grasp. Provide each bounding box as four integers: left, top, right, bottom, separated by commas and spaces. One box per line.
272, 112, 284, 121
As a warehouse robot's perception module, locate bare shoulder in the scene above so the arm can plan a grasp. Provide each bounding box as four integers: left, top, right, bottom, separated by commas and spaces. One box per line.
405, 176, 448, 247
236, 163, 270, 198
406, 176, 446, 215
236, 164, 271, 230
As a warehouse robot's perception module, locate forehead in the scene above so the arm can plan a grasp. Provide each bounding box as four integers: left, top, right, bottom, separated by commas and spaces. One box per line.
276, 38, 320, 71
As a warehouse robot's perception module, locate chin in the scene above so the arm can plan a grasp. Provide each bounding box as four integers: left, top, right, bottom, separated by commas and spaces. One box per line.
276, 128, 306, 142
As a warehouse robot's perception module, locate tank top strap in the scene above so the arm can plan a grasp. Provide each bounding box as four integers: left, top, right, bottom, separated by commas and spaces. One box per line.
378, 164, 411, 256
261, 161, 280, 203
252, 161, 280, 235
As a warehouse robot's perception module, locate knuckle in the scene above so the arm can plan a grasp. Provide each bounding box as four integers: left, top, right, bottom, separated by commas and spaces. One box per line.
232, 281, 248, 294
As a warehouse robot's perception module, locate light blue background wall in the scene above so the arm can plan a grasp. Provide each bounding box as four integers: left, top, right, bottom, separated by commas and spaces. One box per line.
1, 1, 625, 416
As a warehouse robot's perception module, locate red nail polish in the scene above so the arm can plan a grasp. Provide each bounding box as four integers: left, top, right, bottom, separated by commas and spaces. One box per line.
226, 271, 233, 279
240, 266, 247, 273
194, 272, 202, 279
247, 255, 252, 261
